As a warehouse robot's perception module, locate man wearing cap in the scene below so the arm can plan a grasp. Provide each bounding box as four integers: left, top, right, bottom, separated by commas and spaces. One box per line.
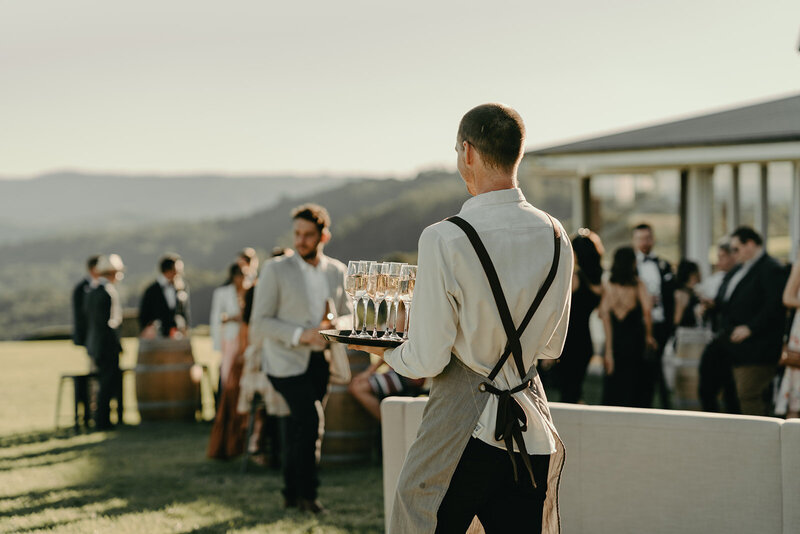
86, 254, 126, 430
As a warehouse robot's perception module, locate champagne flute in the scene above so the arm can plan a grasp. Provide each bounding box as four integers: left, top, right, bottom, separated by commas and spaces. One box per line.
382, 262, 405, 340
345, 261, 364, 337
400, 265, 417, 340
367, 262, 388, 338
358, 260, 375, 337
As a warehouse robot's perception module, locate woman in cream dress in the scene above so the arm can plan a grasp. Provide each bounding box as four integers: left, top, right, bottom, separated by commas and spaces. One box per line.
208, 263, 248, 459
777, 251, 800, 418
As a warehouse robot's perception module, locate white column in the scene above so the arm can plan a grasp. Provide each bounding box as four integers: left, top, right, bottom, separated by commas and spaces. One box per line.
792, 162, 800, 260
685, 167, 715, 278
756, 163, 769, 239
728, 164, 740, 233
572, 176, 586, 230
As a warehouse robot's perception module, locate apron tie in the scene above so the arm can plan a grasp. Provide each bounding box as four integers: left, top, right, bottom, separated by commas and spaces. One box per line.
480, 380, 537, 487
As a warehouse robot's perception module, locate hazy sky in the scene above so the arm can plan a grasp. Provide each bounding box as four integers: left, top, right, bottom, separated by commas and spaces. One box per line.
2, 0, 799, 178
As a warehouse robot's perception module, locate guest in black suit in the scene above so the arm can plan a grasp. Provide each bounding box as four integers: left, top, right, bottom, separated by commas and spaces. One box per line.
633, 223, 676, 408
139, 254, 190, 338
86, 254, 126, 430
71, 255, 100, 348
706, 227, 786, 415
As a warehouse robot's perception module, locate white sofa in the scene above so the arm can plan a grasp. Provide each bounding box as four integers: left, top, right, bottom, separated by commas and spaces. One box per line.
381, 398, 800, 534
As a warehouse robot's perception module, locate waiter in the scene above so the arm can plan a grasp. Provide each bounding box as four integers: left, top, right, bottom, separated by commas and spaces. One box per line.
352, 103, 572, 533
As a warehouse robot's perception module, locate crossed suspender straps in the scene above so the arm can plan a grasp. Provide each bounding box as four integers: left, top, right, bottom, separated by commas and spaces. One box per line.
446, 213, 561, 486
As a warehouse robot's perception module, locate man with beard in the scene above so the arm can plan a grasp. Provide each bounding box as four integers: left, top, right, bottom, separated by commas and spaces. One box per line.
249, 204, 351, 514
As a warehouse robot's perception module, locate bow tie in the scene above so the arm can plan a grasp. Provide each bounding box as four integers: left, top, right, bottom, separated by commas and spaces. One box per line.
642, 255, 657, 263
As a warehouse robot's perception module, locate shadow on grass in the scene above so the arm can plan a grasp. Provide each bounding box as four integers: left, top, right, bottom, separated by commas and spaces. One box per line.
1, 422, 384, 533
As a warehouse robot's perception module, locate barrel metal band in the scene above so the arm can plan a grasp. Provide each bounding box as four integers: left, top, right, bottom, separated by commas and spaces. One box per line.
135, 363, 194, 373
137, 400, 197, 409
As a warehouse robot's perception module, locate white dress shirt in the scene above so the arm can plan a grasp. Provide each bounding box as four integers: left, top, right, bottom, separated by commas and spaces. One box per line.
157, 273, 177, 310
723, 250, 765, 302
636, 251, 665, 323
697, 270, 726, 301
290, 257, 331, 347
98, 277, 123, 329
384, 188, 573, 455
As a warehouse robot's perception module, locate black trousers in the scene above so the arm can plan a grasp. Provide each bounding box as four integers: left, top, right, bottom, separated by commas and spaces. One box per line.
650, 321, 672, 409
96, 353, 122, 427
698, 338, 741, 413
268, 352, 330, 501
436, 438, 550, 534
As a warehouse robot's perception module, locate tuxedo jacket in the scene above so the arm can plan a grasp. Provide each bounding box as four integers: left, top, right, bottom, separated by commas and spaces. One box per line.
248, 253, 352, 378
71, 277, 91, 346
654, 256, 676, 332
139, 280, 190, 336
85, 283, 122, 364
714, 253, 786, 366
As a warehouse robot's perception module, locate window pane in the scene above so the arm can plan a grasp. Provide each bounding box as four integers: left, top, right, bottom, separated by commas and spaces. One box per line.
590, 172, 680, 268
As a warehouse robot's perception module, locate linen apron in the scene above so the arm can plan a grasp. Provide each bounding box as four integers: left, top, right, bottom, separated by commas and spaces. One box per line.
389, 215, 566, 534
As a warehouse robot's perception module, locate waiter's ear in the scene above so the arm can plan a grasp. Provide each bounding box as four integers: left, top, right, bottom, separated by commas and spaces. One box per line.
321, 228, 331, 244
463, 140, 474, 166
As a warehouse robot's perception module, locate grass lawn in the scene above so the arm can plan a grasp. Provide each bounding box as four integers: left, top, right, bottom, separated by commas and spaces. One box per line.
1, 338, 384, 533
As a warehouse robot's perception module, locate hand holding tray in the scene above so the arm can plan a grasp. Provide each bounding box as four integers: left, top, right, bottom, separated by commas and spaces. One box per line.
320, 329, 404, 348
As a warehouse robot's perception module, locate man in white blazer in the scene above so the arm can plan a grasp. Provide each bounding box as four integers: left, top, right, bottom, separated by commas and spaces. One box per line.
249, 203, 351, 514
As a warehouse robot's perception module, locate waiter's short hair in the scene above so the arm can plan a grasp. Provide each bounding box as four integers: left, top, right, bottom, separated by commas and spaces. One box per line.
86, 255, 100, 271
291, 203, 331, 233
633, 223, 653, 233
457, 103, 525, 172
159, 253, 182, 273
731, 226, 763, 246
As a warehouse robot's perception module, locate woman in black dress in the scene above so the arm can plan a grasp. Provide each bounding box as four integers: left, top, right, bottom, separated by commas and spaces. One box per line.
557, 229, 604, 403
600, 246, 657, 407
673, 260, 702, 328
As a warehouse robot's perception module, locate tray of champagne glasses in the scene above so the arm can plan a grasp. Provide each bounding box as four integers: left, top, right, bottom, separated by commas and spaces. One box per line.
332, 259, 418, 349
320, 330, 405, 348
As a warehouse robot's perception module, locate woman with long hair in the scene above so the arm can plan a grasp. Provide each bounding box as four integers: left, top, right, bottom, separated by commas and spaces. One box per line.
208, 263, 248, 459
600, 246, 657, 407
557, 229, 604, 403
673, 259, 702, 328
777, 250, 800, 419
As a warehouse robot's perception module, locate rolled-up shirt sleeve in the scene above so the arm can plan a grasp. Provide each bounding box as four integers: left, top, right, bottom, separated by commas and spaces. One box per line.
537, 230, 573, 361
384, 226, 457, 379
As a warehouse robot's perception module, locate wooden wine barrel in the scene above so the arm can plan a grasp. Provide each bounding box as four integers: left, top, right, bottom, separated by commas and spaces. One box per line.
136, 338, 199, 421
672, 327, 712, 411
321, 350, 378, 466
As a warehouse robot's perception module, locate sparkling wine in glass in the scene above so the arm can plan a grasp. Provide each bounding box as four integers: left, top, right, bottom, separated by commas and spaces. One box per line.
382, 262, 405, 340
367, 262, 388, 338
400, 265, 417, 340
358, 261, 375, 337
345, 261, 365, 336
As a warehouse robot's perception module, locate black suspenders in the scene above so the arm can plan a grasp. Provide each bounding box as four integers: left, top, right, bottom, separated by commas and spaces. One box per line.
446, 213, 562, 486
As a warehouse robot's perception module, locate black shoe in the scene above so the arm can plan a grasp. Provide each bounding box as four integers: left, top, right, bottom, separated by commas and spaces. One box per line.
283, 496, 298, 509
298, 498, 326, 515
95, 422, 116, 431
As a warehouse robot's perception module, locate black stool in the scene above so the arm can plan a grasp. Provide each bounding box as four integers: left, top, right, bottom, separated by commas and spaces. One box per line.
55, 372, 98, 429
